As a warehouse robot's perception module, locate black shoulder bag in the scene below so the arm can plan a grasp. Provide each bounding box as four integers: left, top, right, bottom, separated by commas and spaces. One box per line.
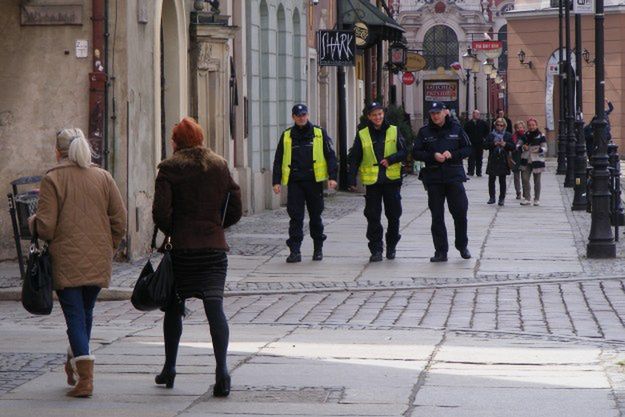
131, 227, 174, 311
21, 232, 53, 315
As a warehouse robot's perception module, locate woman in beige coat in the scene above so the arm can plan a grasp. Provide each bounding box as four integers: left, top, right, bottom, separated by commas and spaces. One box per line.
30, 128, 126, 398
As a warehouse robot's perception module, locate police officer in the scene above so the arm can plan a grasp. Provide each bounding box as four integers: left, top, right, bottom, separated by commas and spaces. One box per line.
272, 104, 338, 263
413, 102, 472, 262
348, 102, 407, 262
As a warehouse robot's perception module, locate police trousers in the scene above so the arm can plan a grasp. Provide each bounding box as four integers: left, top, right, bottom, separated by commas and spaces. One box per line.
286, 181, 325, 251
364, 182, 402, 254
426, 182, 469, 254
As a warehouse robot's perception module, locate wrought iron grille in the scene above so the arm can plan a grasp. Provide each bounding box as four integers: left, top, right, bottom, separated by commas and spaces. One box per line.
423, 25, 459, 70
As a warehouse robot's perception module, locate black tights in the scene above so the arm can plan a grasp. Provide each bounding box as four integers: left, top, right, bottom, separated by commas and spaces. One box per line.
162, 298, 229, 378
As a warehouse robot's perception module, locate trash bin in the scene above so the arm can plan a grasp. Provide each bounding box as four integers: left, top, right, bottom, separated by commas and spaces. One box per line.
7, 176, 42, 278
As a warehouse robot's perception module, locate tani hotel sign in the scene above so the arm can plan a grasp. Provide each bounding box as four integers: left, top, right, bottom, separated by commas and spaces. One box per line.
21, 4, 83, 26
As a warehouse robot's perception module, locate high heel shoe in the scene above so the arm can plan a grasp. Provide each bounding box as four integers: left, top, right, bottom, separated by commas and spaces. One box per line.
213, 374, 231, 397
155, 370, 176, 389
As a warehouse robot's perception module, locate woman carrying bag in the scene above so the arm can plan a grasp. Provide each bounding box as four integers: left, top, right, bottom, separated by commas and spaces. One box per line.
29, 128, 127, 397
519, 117, 548, 206
152, 117, 242, 396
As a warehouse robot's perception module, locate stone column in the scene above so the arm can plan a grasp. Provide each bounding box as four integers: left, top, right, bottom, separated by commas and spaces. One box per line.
190, 18, 238, 164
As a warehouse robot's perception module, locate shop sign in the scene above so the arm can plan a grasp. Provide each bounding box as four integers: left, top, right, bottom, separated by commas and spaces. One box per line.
424, 81, 458, 102
472, 40, 503, 59
354, 22, 369, 47
405, 52, 427, 72
317, 30, 356, 66
402, 72, 415, 85
21, 5, 83, 26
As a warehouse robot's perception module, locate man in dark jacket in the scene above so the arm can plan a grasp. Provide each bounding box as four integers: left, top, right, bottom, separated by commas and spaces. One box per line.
273, 104, 338, 263
463, 109, 490, 176
348, 102, 407, 262
413, 101, 472, 262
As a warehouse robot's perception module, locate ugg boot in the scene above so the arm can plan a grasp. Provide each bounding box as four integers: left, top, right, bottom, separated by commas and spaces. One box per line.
67, 355, 95, 398
65, 347, 76, 386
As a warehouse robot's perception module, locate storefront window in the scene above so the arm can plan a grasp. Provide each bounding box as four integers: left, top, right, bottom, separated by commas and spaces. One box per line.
423, 25, 458, 70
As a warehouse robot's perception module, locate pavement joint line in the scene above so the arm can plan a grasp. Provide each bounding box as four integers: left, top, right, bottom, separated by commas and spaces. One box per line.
600, 348, 625, 417
402, 331, 447, 417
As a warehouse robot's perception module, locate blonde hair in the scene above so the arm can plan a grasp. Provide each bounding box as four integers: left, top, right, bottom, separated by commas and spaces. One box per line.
494, 117, 507, 129
56, 128, 93, 168
514, 120, 526, 130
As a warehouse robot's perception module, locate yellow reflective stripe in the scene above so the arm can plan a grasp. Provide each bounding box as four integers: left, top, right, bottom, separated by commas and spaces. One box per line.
281, 129, 292, 185
312, 127, 329, 182
384, 125, 401, 180
358, 127, 379, 185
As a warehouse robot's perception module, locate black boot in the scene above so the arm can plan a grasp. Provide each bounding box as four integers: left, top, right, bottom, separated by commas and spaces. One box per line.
459, 247, 472, 259
430, 252, 448, 262
286, 251, 301, 263
312, 242, 323, 261
369, 252, 383, 262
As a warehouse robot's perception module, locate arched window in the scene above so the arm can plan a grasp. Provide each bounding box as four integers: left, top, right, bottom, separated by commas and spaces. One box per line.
423, 25, 458, 70
498, 25, 507, 72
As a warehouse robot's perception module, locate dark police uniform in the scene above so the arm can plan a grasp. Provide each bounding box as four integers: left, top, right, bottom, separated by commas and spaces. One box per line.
413, 103, 472, 262
348, 110, 407, 262
272, 115, 337, 261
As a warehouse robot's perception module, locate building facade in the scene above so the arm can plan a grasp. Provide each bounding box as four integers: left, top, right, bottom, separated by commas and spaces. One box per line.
506, 0, 623, 151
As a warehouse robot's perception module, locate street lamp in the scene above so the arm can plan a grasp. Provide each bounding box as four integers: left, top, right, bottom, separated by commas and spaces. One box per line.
556, 0, 567, 175
471, 60, 480, 112
483, 60, 493, 75
587, 0, 616, 257
462, 48, 477, 117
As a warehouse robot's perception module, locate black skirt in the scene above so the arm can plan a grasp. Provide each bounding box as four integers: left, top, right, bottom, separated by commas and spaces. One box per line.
171, 250, 228, 301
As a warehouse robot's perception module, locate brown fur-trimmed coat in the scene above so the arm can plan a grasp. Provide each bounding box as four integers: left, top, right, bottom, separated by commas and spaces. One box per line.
152, 146, 242, 251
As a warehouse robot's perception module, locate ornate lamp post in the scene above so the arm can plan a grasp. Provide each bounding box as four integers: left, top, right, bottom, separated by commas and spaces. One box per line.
462, 48, 477, 116
571, 9, 587, 210
587, 0, 615, 258
564, 0, 576, 188
557, 0, 568, 175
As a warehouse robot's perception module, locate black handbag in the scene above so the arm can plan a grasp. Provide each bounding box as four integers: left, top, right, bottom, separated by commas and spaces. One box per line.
131, 228, 174, 311
21, 233, 53, 315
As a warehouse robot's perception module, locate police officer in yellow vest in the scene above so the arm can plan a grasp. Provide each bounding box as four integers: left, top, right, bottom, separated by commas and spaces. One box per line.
272, 104, 338, 263
348, 102, 407, 262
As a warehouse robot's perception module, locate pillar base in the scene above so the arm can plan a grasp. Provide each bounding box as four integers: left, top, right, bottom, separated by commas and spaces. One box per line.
587, 242, 616, 258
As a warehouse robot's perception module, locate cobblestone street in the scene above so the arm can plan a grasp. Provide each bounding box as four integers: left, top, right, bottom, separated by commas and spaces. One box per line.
3, 162, 625, 416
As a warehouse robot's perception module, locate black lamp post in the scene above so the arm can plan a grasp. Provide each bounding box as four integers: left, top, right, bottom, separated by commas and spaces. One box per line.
564, 0, 576, 188
556, 0, 567, 175
462, 48, 477, 117
587, 0, 615, 258
571, 11, 587, 210
336, 0, 348, 191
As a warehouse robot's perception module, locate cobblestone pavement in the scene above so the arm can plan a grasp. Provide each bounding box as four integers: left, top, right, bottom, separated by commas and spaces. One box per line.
0, 353, 64, 395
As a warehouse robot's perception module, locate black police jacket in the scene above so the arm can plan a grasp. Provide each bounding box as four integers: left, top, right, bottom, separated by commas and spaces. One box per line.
347, 120, 407, 187
272, 121, 338, 184
413, 116, 472, 185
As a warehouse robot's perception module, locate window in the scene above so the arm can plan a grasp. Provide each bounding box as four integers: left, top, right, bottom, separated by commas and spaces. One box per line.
498, 25, 507, 72
423, 25, 458, 70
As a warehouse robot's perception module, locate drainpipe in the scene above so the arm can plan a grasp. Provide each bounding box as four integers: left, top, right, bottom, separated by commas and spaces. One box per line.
89, 0, 107, 168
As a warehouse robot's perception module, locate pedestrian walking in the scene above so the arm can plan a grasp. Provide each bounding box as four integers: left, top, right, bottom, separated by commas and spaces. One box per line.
413, 101, 472, 262
152, 117, 242, 396
463, 109, 490, 177
348, 102, 407, 262
272, 104, 338, 263
28, 128, 127, 397
485, 118, 515, 206
518, 117, 547, 206
510, 120, 526, 200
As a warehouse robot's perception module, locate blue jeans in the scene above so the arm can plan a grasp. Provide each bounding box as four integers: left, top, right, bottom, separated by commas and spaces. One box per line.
56, 286, 101, 357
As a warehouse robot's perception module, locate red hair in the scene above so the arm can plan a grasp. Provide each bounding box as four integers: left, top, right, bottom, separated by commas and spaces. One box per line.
526, 117, 538, 126
172, 117, 204, 149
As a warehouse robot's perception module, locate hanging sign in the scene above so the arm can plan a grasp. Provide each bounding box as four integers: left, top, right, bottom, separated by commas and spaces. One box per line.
354, 22, 369, 47
317, 30, 356, 66
402, 72, 415, 85
573, 0, 595, 14
405, 52, 427, 72
472, 40, 503, 59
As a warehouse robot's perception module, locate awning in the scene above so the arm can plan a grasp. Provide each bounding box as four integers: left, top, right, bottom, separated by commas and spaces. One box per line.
341, 0, 405, 44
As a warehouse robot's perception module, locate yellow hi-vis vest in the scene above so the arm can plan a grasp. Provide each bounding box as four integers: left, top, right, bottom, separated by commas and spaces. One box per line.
358, 125, 401, 185
281, 127, 328, 185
